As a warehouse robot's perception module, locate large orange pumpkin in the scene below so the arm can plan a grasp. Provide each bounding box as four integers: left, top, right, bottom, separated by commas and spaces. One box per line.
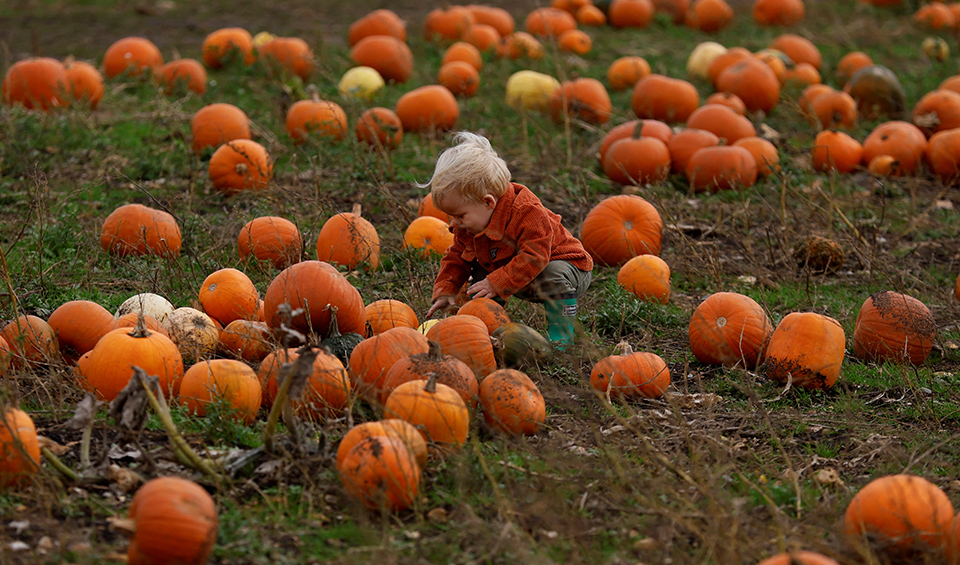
668, 128, 721, 174
127, 477, 218, 565
286, 98, 348, 143
349, 35, 414, 84
383, 374, 470, 454
716, 57, 781, 114
580, 194, 662, 266
335, 419, 427, 472
47, 300, 119, 363
191, 103, 251, 155
424, 315, 498, 379
685, 104, 756, 144
687, 145, 759, 192
395, 85, 460, 133
617, 255, 671, 304
258, 36, 314, 80
457, 298, 510, 334
157, 58, 208, 95
81, 318, 184, 400
590, 343, 670, 399
208, 139, 273, 194
348, 9, 407, 46
365, 299, 418, 336
852, 291, 935, 366
202, 27, 256, 68
762, 312, 845, 390
199, 268, 260, 326
689, 292, 772, 368
349, 327, 429, 404
63, 59, 104, 109
179, 359, 262, 424
2, 57, 68, 111
103, 36, 163, 79
0, 315, 59, 369
100, 203, 182, 258
338, 435, 421, 512
262, 260, 366, 341
812, 130, 863, 173
631, 74, 700, 124
862, 121, 927, 176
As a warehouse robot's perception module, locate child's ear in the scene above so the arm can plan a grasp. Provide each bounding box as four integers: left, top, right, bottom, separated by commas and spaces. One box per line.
483, 194, 498, 208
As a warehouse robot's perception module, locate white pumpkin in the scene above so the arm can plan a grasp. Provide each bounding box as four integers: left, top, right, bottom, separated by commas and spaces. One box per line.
163, 307, 220, 363
686, 41, 727, 80
115, 293, 175, 324
338, 66, 385, 100
505, 70, 560, 111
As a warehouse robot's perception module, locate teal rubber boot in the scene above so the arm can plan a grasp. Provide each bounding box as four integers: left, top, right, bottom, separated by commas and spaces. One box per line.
544, 298, 577, 350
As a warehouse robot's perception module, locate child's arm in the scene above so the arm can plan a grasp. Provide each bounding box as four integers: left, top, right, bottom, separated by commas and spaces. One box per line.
426, 295, 457, 318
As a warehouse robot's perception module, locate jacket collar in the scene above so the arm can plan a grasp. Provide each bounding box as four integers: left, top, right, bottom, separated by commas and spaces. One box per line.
480, 183, 520, 241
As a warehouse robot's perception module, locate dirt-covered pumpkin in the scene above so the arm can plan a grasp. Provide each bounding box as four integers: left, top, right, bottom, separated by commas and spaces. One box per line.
852, 291, 936, 366
478, 368, 546, 435
336, 419, 427, 472
127, 476, 218, 564
163, 307, 220, 363
338, 435, 421, 512
379, 341, 479, 409
762, 312, 845, 390
383, 373, 470, 454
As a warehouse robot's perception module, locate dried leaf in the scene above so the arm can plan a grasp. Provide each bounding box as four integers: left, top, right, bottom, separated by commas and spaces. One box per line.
36, 436, 69, 455
108, 464, 143, 494
283, 346, 319, 401
814, 467, 844, 487
64, 393, 103, 431
108, 367, 159, 431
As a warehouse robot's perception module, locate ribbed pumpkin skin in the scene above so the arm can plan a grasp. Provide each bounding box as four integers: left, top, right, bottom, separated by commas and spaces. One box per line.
208, 139, 273, 195
336, 419, 427, 471
379, 342, 479, 409
315, 212, 381, 270
0, 315, 60, 369
338, 435, 421, 512
219, 320, 273, 364
285, 99, 348, 143
457, 297, 510, 334
262, 260, 366, 341
686, 145, 759, 192
2, 57, 68, 111
580, 194, 663, 267
81, 325, 184, 401
688, 292, 772, 368
383, 378, 470, 452
425, 315, 497, 379
100, 203, 182, 258
685, 103, 756, 144
179, 359, 262, 423
365, 299, 418, 336
590, 347, 670, 399
0, 407, 40, 488
668, 128, 721, 174
349, 327, 430, 404
853, 291, 936, 366
843, 474, 954, 558
191, 103, 251, 155
395, 85, 459, 132
47, 300, 119, 363
128, 477, 218, 565
762, 312, 845, 390
549, 78, 612, 125
602, 136, 671, 186
478, 369, 546, 435
199, 268, 260, 326
237, 216, 302, 269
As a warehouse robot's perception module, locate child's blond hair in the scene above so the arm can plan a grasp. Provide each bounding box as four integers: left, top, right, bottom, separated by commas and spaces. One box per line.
421, 131, 511, 205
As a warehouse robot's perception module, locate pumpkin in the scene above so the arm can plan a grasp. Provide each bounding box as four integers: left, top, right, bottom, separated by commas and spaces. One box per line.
260, 347, 350, 419
716, 57, 781, 114
356, 107, 403, 149
163, 307, 220, 363
808, 88, 857, 130
116, 313, 169, 337
783, 62, 821, 86
100, 203, 182, 258
799, 84, 834, 116
47, 300, 119, 363
602, 128, 671, 185
580, 194, 663, 266
843, 65, 907, 121
0, 339, 12, 378
348, 9, 406, 47
631, 74, 700, 124
706, 46, 752, 88
753, 0, 805, 25
157, 58, 207, 95
684, 0, 734, 32
607, 56, 651, 91
403, 216, 455, 257
82, 317, 184, 400
914, 2, 956, 30
258, 36, 314, 80
201, 27, 255, 68
365, 299, 418, 336
599, 119, 673, 165
179, 359, 261, 423
479, 369, 546, 435
926, 128, 960, 184
0, 407, 40, 488
525, 7, 578, 37
336, 419, 427, 473
466, 5, 516, 37
577, 4, 607, 25
457, 297, 510, 334
127, 476, 217, 565
425, 315, 498, 379
103, 36, 163, 79
608, 0, 655, 28
852, 291, 936, 366
792, 235, 845, 274
462, 24, 502, 51
379, 341, 479, 409
705, 92, 746, 115
338, 435, 421, 512
219, 320, 273, 364
492, 322, 552, 368
769, 33, 820, 69
836, 51, 874, 87
238, 216, 302, 269
812, 130, 863, 173
315, 204, 380, 270
652, 0, 689, 22
732, 136, 780, 177
686, 41, 727, 80
757, 552, 839, 565
438, 61, 480, 97
63, 59, 104, 109
199, 268, 260, 326
686, 145, 759, 192
590, 342, 670, 399
115, 293, 175, 324
912, 89, 960, 137
383, 373, 470, 454
349, 35, 414, 84
286, 98, 348, 143
319, 306, 365, 366
208, 139, 273, 194
844, 474, 954, 558
496, 32, 544, 60
191, 103, 251, 155
395, 85, 459, 133
442, 41, 483, 71
762, 312, 845, 390
617, 255, 671, 304
557, 29, 592, 54
417, 193, 450, 223
337, 66, 385, 101
424, 5, 477, 42
668, 128, 721, 174
2, 57, 68, 111
688, 292, 772, 368
263, 260, 366, 341
505, 70, 559, 110
0, 315, 59, 369
925, 36, 951, 62
349, 327, 429, 404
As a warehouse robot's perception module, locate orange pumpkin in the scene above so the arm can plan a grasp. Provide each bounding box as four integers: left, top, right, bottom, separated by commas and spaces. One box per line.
466, 5, 516, 37
202, 27, 255, 68
2, 57, 68, 111
349, 327, 429, 404
753, 0, 805, 25
336, 419, 428, 472
914, 1, 956, 30
732, 136, 781, 177
403, 216, 455, 257
577, 4, 607, 25
199, 268, 260, 326
668, 128, 721, 174
844, 474, 954, 558
607, 56, 651, 91
179, 359, 261, 423
496, 32, 544, 60
100, 203, 182, 258
852, 291, 936, 366
238, 216, 302, 269
558, 29, 592, 54
424, 5, 477, 42
617, 255, 671, 304
349, 35, 414, 84
286, 98, 348, 143
548, 78, 613, 125
608, 0, 655, 28
707, 46, 751, 88
63, 59, 104, 109
479, 369, 546, 435
783, 63, 821, 87
258, 36, 314, 80
208, 139, 273, 194
127, 477, 217, 565
219, 320, 273, 364
812, 130, 863, 173
356, 107, 403, 149
590, 342, 670, 399
688, 292, 772, 368
684, 0, 734, 32
602, 132, 671, 185
686, 145, 759, 192
808, 88, 857, 130
442, 41, 483, 71
103, 36, 163, 79
769, 33, 820, 69
926, 128, 960, 184
347, 9, 407, 47
395, 85, 459, 133
190, 103, 251, 155
716, 57, 781, 114
438, 61, 481, 97
526, 7, 577, 36
0, 407, 40, 488
457, 298, 510, 334
157, 58, 207, 95
365, 299, 418, 336
258, 347, 351, 420
115, 313, 169, 337
913, 89, 960, 137
631, 74, 700, 124
379, 341, 479, 409
462, 24, 502, 51
599, 119, 673, 165
425, 315, 498, 379
762, 312, 845, 390
315, 205, 380, 270
705, 92, 747, 115
580, 194, 662, 266
383, 373, 470, 453
47, 300, 119, 363
338, 435, 421, 511
836, 51, 874, 87
0, 315, 59, 369
418, 193, 451, 223
757, 552, 839, 565
262, 260, 366, 340
81, 318, 184, 400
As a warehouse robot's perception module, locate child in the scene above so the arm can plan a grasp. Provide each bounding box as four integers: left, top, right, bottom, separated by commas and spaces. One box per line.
424, 131, 593, 347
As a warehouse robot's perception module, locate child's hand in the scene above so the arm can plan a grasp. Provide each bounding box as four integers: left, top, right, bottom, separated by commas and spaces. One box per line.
426, 295, 457, 319
467, 278, 496, 299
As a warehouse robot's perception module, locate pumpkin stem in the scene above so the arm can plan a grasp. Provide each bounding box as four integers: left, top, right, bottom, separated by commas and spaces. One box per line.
351, 203, 362, 217
129, 311, 151, 338
326, 305, 342, 338
307, 83, 321, 103
631, 120, 645, 139
614, 340, 633, 355
426, 340, 444, 361
424, 371, 438, 394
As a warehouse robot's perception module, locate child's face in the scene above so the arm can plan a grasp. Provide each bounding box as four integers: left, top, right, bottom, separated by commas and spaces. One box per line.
437, 191, 497, 234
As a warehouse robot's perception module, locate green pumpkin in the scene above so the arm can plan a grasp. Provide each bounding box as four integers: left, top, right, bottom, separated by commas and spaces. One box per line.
844, 65, 906, 120
320, 306, 364, 366
493, 322, 551, 368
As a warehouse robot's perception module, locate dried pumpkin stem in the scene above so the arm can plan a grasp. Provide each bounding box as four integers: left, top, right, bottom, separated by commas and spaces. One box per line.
80, 419, 94, 470
264, 362, 295, 453
41, 447, 79, 482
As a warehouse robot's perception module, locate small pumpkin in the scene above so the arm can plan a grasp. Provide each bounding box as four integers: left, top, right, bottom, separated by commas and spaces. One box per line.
63, 59, 104, 109
383, 373, 470, 454
525, 7, 578, 37
836, 51, 874, 87
442, 41, 483, 71
608, 0, 655, 28
686, 41, 727, 80
715, 57, 781, 114
684, 0, 734, 32
688, 292, 772, 368
602, 132, 671, 186
2, 57, 68, 111
365, 299, 418, 336
208, 139, 273, 195
631, 74, 700, 124
319, 306, 365, 367
668, 128, 721, 174
580, 194, 663, 267
286, 98, 348, 143
686, 145, 759, 192
505, 70, 559, 110
732, 136, 780, 177
403, 216, 455, 257
179, 359, 262, 423
607, 56, 651, 92
811, 130, 863, 173
853, 291, 936, 366
462, 24, 502, 51
379, 341, 479, 409
238, 216, 303, 270
103, 36, 163, 79
356, 107, 403, 149
685, 104, 756, 144
843, 65, 907, 121
438, 61, 480, 97
100, 203, 182, 258
114, 292, 175, 324
338, 435, 421, 512
862, 121, 927, 176
337, 66, 385, 100
0, 407, 41, 488
258, 36, 314, 80
199, 268, 260, 326
157, 58, 208, 95
191, 103, 251, 155
163, 307, 220, 363
315, 204, 380, 270
617, 255, 671, 304
395, 85, 459, 133
202, 27, 256, 68
492, 322, 552, 369
590, 342, 670, 399
127, 476, 218, 565
347, 9, 407, 47
219, 320, 273, 364
424, 5, 477, 42
349, 35, 414, 84
0, 315, 59, 369
762, 312, 845, 390
478, 368, 546, 436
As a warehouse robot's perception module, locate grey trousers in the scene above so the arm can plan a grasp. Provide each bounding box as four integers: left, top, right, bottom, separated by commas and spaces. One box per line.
472, 260, 592, 303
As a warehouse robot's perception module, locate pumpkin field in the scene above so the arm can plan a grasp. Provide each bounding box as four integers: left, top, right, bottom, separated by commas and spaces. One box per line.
4, 0, 960, 562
